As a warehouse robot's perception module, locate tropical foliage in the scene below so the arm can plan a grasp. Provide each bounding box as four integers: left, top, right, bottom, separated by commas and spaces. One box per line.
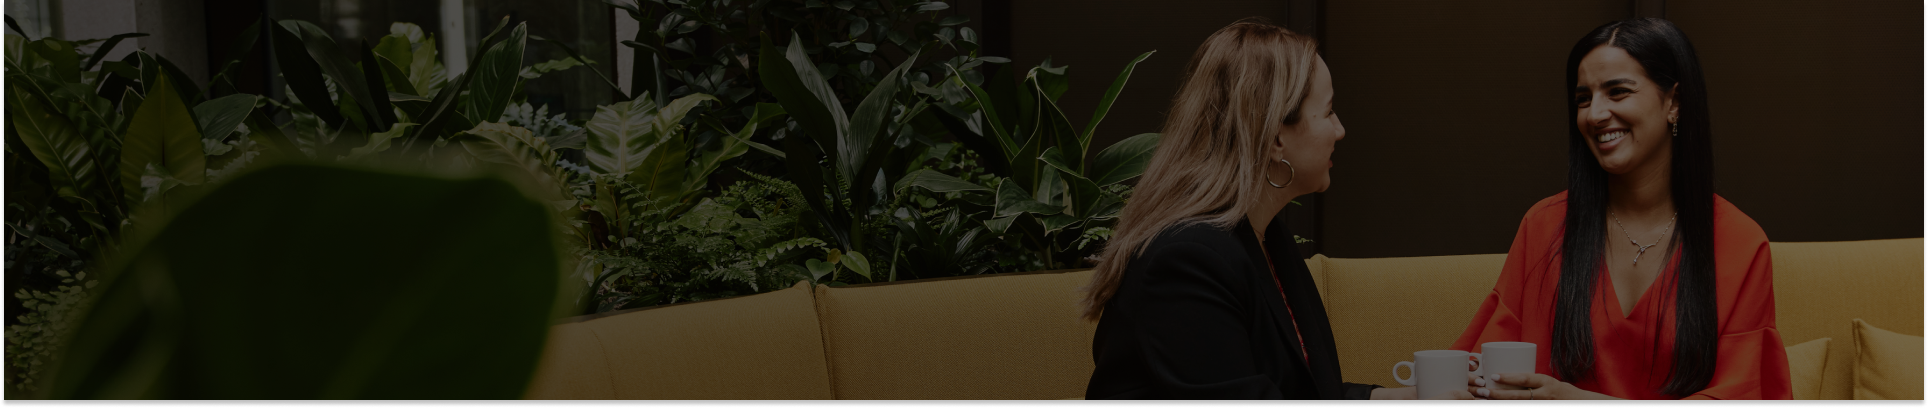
4, 1, 1169, 393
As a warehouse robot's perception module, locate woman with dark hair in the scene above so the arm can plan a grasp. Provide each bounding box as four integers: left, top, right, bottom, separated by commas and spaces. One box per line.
1450, 18, 1791, 399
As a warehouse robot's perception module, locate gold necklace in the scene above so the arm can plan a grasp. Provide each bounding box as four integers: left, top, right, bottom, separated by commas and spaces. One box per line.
1611, 211, 1677, 266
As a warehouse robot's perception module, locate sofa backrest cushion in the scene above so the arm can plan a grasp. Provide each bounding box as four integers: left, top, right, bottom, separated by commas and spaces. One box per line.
1770, 239, 1922, 400
812, 270, 1097, 399
1314, 253, 1508, 386
523, 281, 835, 399
523, 322, 618, 399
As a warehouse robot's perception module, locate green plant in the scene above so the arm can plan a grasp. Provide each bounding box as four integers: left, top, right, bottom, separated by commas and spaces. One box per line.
4, 25, 280, 391
572, 0, 1013, 298
38, 164, 562, 399
916, 52, 1162, 270
579, 173, 818, 312
759, 31, 933, 282
3, 207, 94, 392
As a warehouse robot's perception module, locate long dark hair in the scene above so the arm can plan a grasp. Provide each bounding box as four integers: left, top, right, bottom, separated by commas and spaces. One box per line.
1553, 18, 1716, 397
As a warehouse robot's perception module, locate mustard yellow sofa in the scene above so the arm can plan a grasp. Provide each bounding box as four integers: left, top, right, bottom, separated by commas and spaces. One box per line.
523, 238, 1922, 400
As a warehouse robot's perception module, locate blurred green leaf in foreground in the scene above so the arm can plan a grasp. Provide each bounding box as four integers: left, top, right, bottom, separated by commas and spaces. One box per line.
38, 164, 562, 399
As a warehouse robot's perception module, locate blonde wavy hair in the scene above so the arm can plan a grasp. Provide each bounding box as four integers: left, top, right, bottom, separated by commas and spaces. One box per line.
1080, 18, 1321, 321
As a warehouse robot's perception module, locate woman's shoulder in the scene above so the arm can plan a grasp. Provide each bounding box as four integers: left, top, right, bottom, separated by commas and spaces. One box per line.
1140, 221, 1251, 260
1712, 194, 1770, 247
1510, 191, 1571, 240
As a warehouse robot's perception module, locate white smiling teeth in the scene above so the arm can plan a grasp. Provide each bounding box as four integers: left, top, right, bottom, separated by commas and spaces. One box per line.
1597, 131, 1625, 143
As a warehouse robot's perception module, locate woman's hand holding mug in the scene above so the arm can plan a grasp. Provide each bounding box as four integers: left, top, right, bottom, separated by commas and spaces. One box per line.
1392, 350, 1480, 400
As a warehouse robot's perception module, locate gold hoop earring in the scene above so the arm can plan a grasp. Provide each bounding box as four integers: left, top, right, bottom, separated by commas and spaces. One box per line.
1265, 159, 1295, 189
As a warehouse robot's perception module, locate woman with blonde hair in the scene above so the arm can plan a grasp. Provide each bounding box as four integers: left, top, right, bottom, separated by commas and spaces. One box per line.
1080, 18, 1468, 400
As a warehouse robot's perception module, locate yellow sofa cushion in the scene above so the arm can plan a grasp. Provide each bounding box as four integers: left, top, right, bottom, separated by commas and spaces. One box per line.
1852, 319, 1923, 400
812, 270, 1096, 399
1784, 338, 1830, 400
523, 281, 834, 399
1317, 253, 1508, 386
1770, 239, 1923, 399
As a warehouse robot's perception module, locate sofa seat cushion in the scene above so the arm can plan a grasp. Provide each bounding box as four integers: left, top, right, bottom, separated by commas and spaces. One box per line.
524, 281, 834, 399
813, 270, 1097, 399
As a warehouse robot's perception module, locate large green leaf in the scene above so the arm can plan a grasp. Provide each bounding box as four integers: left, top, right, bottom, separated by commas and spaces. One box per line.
285, 21, 391, 131
371, 35, 413, 76
79, 32, 147, 71
1028, 61, 1068, 103
357, 40, 400, 129
993, 177, 1062, 218
395, 17, 505, 150
119, 73, 205, 205
374, 55, 417, 96
1081, 51, 1154, 151
1040, 213, 1081, 234
1040, 147, 1104, 218
3, 33, 21, 66
243, 109, 304, 158
842, 50, 918, 189
1089, 132, 1160, 186
841, 251, 873, 280
8, 81, 108, 210
758, 32, 846, 162
944, 65, 1016, 160
781, 133, 848, 250
630, 134, 688, 199
403, 17, 510, 151
894, 168, 989, 194
5, 158, 60, 246
25, 38, 80, 83
582, 95, 712, 177
1037, 146, 1079, 179
192, 94, 256, 141
43, 164, 560, 399
463, 23, 527, 126
688, 102, 784, 188
268, 19, 343, 127
1033, 78, 1083, 172
153, 55, 203, 105
207, 19, 260, 97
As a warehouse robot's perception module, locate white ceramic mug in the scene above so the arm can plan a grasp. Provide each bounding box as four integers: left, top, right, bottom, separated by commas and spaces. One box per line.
1393, 350, 1480, 399
1475, 342, 1537, 391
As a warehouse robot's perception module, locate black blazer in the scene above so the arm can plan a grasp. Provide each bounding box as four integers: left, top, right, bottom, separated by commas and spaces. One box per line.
1085, 217, 1380, 399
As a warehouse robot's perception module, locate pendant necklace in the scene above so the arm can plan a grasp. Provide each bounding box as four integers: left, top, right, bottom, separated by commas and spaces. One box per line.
1611, 211, 1677, 266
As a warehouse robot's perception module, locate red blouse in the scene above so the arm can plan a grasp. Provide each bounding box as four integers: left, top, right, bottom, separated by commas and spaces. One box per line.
1451, 191, 1791, 400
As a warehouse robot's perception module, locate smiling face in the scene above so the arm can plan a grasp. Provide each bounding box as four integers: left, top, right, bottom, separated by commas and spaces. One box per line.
1573, 44, 1678, 176
1273, 55, 1344, 193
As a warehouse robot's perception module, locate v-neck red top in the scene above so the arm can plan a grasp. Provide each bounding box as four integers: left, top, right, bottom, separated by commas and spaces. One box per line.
1450, 191, 1791, 400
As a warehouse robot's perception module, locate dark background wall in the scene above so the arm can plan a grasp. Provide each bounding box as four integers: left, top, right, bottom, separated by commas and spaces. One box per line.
1319, 0, 1626, 258
1667, 0, 1924, 245
994, 0, 1922, 258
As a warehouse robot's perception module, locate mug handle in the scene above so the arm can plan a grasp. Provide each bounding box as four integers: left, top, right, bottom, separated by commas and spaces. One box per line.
1393, 361, 1417, 386
1468, 352, 1484, 377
